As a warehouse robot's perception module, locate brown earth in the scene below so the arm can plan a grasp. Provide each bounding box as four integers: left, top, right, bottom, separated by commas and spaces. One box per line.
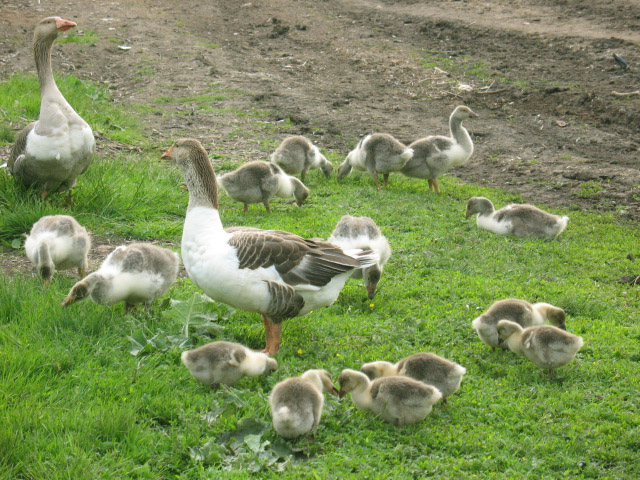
1, 0, 639, 225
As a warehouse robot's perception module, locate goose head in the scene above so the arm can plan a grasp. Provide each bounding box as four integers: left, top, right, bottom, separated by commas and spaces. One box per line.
338, 369, 369, 399
35, 16, 76, 41
465, 196, 495, 218
452, 105, 479, 121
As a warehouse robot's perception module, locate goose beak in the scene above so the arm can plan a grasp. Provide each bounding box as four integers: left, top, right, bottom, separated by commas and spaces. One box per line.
56, 18, 76, 32
367, 284, 377, 300
61, 294, 75, 307
161, 147, 174, 160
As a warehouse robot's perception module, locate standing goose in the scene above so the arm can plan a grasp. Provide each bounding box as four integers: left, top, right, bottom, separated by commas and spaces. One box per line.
360, 352, 466, 402
270, 369, 338, 439
401, 106, 478, 194
8, 17, 94, 198
162, 138, 377, 355
496, 321, 584, 376
328, 215, 391, 299
181, 341, 278, 388
466, 197, 569, 239
271, 136, 333, 181
217, 160, 309, 213
337, 134, 413, 189
472, 298, 566, 351
338, 369, 442, 426
61, 243, 179, 311
25, 214, 90, 285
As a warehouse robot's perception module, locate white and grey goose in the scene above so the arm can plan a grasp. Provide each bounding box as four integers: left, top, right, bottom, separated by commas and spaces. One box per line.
25, 214, 90, 285
466, 197, 569, 239
271, 135, 333, 181
360, 352, 466, 402
217, 160, 309, 213
7, 17, 94, 198
270, 369, 339, 439
338, 369, 442, 426
181, 340, 277, 389
401, 105, 478, 194
162, 138, 378, 355
61, 243, 179, 311
496, 321, 583, 377
337, 133, 413, 189
472, 298, 566, 351
328, 215, 391, 299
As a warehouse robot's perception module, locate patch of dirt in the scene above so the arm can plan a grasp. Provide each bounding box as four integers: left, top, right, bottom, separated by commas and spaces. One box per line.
1, 0, 640, 272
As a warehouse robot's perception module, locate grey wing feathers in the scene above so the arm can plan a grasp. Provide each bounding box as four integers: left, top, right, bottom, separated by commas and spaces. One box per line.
8, 123, 35, 174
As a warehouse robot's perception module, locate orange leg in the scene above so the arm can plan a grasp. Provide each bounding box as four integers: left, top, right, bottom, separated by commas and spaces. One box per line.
373, 172, 381, 190
432, 178, 440, 194
383, 173, 389, 188
261, 315, 282, 355
244, 204, 249, 213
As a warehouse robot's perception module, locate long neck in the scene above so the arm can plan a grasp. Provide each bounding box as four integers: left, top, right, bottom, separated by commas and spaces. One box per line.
33, 33, 58, 98
79, 272, 106, 301
450, 114, 473, 154
183, 148, 218, 211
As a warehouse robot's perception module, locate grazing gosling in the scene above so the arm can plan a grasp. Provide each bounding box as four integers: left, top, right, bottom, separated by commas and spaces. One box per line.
338, 369, 442, 426
218, 160, 309, 213
61, 243, 178, 311
25, 214, 90, 285
472, 299, 566, 351
271, 135, 333, 181
181, 341, 278, 389
337, 133, 413, 189
361, 352, 466, 402
328, 215, 391, 299
496, 321, 584, 376
270, 369, 338, 439
466, 196, 569, 239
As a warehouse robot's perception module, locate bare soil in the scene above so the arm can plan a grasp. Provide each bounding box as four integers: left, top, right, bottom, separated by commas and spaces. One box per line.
2, 0, 640, 222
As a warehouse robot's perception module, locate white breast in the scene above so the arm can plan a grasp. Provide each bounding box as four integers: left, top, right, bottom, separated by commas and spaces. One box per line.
477, 213, 512, 236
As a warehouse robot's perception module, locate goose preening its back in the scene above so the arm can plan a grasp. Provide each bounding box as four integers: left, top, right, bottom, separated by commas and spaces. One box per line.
496, 321, 584, 376
401, 106, 477, 194
337, 133, 413, 189
466, 197, 569, 239
62, 243, 179, 311
361, 352, 466, 402
338, 369, 442, 426
271, 136, 333, 181
328, 215, 391, 299
217, 160, 309, 213
472, 298, 566, 351
162, 138, 378, 355
181, 341, 277, 388
25, 214, 90, 285
8, 17, 94, 198
270, 369, 338, 438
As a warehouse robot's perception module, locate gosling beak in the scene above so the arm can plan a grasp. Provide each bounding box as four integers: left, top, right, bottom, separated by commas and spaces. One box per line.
465, 210, 472, 218
338, 389, 347, 399
367, 284, 377, 300
161, 146, 174, 160
469, 110, 479, 118
56, 18, 76, 32
330, 386, 339, 396
61, 294, 75, 307
180, 182, 188, 191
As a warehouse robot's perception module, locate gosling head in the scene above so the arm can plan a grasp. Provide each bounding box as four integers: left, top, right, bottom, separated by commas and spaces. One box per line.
547, 307, 567, 331
452, 105, 479, 121
496, 320, 523, 342
316, 369, 339, 395
360, 361, 395, 380
363, 266, 382, 300
263, 355, 279, 375
338, 369, 369, 399
61, 282, 90, 307
466, 196, 494, 218
320, 157, 334, 178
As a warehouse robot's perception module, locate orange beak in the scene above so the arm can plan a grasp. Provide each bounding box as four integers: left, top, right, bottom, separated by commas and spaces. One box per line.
329, 386, 339, 396
56, 18, 77, 32
161, 146, 174, 159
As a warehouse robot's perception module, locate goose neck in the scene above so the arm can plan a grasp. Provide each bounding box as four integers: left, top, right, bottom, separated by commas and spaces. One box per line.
182, 150, 219, 211
450, 115, 473, 154
33, 34, 58, 97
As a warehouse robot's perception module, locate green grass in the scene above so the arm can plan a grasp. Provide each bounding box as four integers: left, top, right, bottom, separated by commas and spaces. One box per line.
1, 78, 640, 479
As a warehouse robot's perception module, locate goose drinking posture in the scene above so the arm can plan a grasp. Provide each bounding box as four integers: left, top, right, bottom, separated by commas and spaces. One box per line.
181, 341, 277, 388
361, 352, 466, 402
328, 215, 391, 299
472, 298, 566, 351
162, 138, 377, 355
337, 133, 413, 189
62, 243, 178, 310
401, 105, 478, 194
466, 197, 569, 239
338, 369, 442, 426
271, 136, 333, 181
217, 160, 309, 213
8, 17, 94, 197
25, 214, 90, 284
496, 321, 584, 376
270, 369, 338, 438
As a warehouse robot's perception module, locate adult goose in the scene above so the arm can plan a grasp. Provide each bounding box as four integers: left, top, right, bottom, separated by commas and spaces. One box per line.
271, 135, 333, 181
337, 133, 413, 189
162, 138, 377, 355
8, 17, 94, 198
401, 105, 478, 194
466, 197, 569, 239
